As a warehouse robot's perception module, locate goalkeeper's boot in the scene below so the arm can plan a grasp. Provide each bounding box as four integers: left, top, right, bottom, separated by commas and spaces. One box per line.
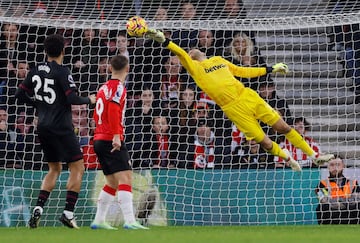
59, 213, 80, 229
123, 221, 149, 230
90, 221, 117, 230
283, 149, 302, 172
28, 206, 42, 229
313, 153, 335, 166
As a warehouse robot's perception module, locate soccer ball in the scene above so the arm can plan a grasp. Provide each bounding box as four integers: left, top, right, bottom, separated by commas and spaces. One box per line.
126, 16, 148, 37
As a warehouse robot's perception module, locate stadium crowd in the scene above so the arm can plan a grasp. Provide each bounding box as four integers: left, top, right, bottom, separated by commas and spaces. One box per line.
0, 0, 351, 170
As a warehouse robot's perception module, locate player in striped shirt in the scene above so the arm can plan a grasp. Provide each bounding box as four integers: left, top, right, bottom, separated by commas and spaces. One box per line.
90, 55, 148, 230
277, 117, 321, 168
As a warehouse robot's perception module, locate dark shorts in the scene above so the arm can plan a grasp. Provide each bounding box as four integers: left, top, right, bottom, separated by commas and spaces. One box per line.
38, 130, 83, 163
94, 140, 131, 175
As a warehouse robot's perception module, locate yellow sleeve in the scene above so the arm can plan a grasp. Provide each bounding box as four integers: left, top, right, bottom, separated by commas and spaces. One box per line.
222, 58, 268, 78
167, 41, 196, 76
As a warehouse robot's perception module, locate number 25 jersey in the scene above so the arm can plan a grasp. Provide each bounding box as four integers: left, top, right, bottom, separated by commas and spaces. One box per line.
19, 61, 79, 134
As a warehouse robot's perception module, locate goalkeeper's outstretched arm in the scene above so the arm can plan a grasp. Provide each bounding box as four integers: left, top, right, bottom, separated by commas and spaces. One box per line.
145, 29, 289, 76
146, 29, 196, 75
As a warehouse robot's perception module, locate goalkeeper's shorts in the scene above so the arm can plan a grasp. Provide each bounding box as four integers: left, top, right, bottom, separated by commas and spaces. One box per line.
221, 88, 281, 143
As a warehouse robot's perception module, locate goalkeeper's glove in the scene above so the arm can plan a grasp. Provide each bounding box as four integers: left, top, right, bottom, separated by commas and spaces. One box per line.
145, 28, 165, 43
272, 63, 289, 74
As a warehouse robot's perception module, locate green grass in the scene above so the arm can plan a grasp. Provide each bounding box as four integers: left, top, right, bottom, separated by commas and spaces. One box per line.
1, 225, 360, 243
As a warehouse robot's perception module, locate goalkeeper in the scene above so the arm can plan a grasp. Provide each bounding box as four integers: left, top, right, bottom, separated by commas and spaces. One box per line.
145, 29, 334, 171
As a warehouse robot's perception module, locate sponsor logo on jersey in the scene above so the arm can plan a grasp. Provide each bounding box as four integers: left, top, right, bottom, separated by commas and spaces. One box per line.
204, 64, 225, 73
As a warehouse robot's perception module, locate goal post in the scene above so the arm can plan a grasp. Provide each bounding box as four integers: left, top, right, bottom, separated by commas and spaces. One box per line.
0, 0, 359, 227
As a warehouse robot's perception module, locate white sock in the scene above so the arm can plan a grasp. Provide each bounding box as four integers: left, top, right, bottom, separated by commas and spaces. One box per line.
63, 210, 74, 219
118, 186, 136, 224
94, 188, 115, 224
310, 152, 318, 159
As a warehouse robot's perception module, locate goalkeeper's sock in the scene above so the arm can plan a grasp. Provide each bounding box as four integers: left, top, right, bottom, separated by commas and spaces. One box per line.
267, 141, 288, 160
285, 128, 316, 157
118, 184, 136, 224
94, 185, 116, 224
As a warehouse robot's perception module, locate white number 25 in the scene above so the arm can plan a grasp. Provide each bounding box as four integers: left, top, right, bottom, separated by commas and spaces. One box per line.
32, 75, 56, 104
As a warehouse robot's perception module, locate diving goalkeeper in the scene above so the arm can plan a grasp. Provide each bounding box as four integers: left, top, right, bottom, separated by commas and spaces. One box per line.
145, 29, 334, 171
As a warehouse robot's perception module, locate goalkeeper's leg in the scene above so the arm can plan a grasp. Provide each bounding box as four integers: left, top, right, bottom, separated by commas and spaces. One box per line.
259, 135, 302, 171
272, 119, 334, 165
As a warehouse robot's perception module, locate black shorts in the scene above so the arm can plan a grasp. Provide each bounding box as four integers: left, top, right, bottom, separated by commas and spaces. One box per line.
94, 140, 131, 175
38, 130, 83, 163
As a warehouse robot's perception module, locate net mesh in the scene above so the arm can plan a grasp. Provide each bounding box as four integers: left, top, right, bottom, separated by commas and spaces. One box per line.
0, 0, 359, 227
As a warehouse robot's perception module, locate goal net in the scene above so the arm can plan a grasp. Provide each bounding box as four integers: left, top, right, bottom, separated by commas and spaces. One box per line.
0, 0, 359, 227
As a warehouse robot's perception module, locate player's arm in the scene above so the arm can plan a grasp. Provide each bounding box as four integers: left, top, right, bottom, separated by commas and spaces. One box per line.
15, 70, 35, 106
59, 68, 96, 105
146, 29, 196, 75
223, 58, 289, 77
67, 92, 95, 105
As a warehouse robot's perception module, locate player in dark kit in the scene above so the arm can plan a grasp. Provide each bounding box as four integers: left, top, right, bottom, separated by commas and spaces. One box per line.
15, 34, 96, 229
90, 55, 148, 230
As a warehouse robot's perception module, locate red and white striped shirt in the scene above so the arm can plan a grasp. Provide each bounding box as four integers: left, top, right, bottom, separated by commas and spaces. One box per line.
94, 79, 126, 141
276, 136, 321, 167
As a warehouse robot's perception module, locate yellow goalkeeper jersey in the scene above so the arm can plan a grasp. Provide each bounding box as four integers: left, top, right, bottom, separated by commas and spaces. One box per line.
167, 41, 268, 107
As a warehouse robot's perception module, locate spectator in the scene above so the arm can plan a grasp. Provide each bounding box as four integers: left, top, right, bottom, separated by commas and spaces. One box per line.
169, 85, 196, 130
56, 27, 80, 67
153, 6, 168, 21
140, 115, 176, 168
197, 91, 233, 162
0, 106, 23, 168
220, 0, 247, 19
113, 32, 130, 59
215, 0, 251, 48
197, 30, 224, 57
168, 85, 196, 168
3, 59, 29, 126
315, 156, 360, 224
194, 121, 215, 169
125, 87, 160, 168
160, 55, 184, 111
72, 104, 89, 147
277, 117, 321, 169
0, 23, 26, 72
326, 1, 360, 103
225, 32, 266, 90
82, 118, 100, 170
108, 32, 137, 90
231, 123, 245, 155
72, 28, 100, 89
79, 56, 110, 95
171, 1, 198, 48
234, 139, 275, 169
342, 23, 360, 103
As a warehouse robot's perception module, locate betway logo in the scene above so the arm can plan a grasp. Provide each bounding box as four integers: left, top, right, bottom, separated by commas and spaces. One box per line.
204, 64, 225, 73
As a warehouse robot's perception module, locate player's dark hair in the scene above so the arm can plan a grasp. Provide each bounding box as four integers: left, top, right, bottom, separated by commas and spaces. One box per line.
110, 55, 128, 71
44, 34, 64, 58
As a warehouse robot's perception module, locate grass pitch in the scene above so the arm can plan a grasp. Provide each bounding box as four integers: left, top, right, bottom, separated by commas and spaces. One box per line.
1, 225, 360, 243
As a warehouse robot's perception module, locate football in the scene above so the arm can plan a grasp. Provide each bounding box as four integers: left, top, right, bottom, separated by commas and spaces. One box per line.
126, 16, 148, 37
